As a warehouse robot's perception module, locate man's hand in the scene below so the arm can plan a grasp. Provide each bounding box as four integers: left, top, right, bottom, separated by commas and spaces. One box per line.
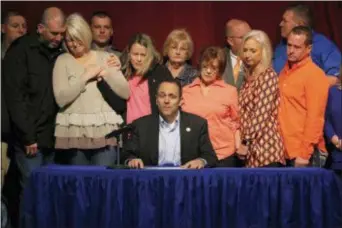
181, 158, 205, 169
294, 157, 309, 167
327, 76, 339, 87
128, 158, 144, 169
25, 143, 38, 156
331, 135, 342, 150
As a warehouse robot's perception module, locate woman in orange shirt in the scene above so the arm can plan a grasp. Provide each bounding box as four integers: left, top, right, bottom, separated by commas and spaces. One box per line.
237, 30, 285, 167
182, 46, 240, 167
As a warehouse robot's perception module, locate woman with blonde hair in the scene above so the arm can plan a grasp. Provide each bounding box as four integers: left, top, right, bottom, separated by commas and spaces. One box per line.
237, 30, 285, 167
53, 13, 129, 165
163, 28, 198, 87
120, 33, 173, 124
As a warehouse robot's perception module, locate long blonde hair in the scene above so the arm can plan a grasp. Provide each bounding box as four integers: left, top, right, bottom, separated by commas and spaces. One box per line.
240, 30, 273, 74
120, 33, 161, 79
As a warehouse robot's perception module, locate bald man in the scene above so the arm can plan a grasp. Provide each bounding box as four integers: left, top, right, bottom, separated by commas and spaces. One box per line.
222, 19, 251, 91
3, 7, 66, 189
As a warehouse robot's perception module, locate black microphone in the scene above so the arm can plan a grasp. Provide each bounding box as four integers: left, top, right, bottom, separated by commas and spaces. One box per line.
106, 124, 134, 138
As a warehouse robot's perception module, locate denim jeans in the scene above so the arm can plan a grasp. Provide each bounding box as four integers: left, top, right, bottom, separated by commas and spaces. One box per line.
13, 142, 54, 191
12, 141, 54, 228
69, 146, 117, 166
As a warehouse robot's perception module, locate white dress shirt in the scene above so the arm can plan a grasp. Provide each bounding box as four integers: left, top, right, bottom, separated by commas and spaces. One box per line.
158, 112, 181, 166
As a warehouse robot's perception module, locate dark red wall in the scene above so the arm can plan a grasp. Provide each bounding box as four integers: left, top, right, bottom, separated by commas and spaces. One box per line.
2, 1, 341, 63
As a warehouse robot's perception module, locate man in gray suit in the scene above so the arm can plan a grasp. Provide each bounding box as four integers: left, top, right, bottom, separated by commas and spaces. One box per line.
222, 19, 251, 91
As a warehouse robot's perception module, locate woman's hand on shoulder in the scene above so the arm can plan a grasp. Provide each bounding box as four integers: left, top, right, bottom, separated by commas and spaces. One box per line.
107, 54, 121, 69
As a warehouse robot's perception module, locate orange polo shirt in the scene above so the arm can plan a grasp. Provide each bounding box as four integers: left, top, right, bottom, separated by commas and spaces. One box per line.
182, 78, 239, 160
278, 56, 329, 160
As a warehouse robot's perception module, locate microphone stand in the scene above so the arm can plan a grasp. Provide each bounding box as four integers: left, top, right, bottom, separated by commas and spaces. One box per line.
106, 125, 133, 169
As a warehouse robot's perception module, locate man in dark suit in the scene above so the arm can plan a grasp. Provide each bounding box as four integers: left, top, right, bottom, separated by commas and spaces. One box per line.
123, 79, 218, 169
222, 19, 251, 91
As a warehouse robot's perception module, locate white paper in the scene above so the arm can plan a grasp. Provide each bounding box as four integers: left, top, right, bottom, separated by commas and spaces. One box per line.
143, 166, 184, 170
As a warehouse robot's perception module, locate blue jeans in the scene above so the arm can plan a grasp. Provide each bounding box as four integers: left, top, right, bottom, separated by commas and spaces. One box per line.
69, 146, 117, 166
13, 142, 54, 191
12, 141, 54, 228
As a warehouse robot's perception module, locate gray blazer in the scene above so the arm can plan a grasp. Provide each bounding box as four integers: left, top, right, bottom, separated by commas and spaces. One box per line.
222, 47, 245, 92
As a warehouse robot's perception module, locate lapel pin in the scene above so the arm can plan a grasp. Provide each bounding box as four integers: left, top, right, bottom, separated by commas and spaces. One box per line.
186, 127, 191, 132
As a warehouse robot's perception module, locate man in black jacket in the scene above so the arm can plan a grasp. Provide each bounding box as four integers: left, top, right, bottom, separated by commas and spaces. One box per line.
1, 10, 27, 185
3, 7, 65, 189
123, 79, 218, 168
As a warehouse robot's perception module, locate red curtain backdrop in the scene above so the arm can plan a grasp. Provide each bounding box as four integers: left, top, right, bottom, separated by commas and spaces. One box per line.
2, 1, 341, 63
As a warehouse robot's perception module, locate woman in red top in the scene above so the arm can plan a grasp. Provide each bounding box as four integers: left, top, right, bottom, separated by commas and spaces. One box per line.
182, 46, 240, 167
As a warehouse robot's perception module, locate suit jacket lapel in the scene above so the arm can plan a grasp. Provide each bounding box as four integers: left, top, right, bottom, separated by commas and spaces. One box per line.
223, 47, 235, 86
236, 70, 245, 91
149, 114, 160, 165
180, 112, 190, 164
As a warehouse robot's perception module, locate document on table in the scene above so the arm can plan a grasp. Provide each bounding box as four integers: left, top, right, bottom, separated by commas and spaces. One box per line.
144, 166, 185, 170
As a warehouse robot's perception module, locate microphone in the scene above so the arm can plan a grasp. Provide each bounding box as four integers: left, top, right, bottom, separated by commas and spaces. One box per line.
106, 124, 134, 138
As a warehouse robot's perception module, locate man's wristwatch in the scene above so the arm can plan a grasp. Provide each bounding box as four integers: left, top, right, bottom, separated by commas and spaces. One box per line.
241, 139, 252, 146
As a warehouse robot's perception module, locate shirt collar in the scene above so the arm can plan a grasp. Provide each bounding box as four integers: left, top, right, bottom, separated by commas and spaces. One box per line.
165, 62, 192, 81
28, 33, 64, 59
159, 111, 180, 128
188, 77, 227, 88
230, 50, 238, 60
91, 42, 112, 52
283, 55, 312, 74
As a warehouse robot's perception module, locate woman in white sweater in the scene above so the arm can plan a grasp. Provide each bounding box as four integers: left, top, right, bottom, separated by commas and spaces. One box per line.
53, 13, 129, 166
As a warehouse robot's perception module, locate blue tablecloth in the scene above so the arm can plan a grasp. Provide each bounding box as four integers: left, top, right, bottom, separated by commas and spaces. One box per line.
23, 165, 342, 228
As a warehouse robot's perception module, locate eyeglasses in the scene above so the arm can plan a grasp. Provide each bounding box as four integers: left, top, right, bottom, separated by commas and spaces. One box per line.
201, 65, 219, 72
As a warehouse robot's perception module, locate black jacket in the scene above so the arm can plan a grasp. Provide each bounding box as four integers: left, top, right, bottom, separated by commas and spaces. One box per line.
3, 34, 63, 148
122, 111, 218, 167
1, 59, 11, 142
98, 63, 173, 123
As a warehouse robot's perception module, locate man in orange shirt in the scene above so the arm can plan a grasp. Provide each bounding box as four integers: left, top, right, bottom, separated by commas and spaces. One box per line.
278, 26, 329, 167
